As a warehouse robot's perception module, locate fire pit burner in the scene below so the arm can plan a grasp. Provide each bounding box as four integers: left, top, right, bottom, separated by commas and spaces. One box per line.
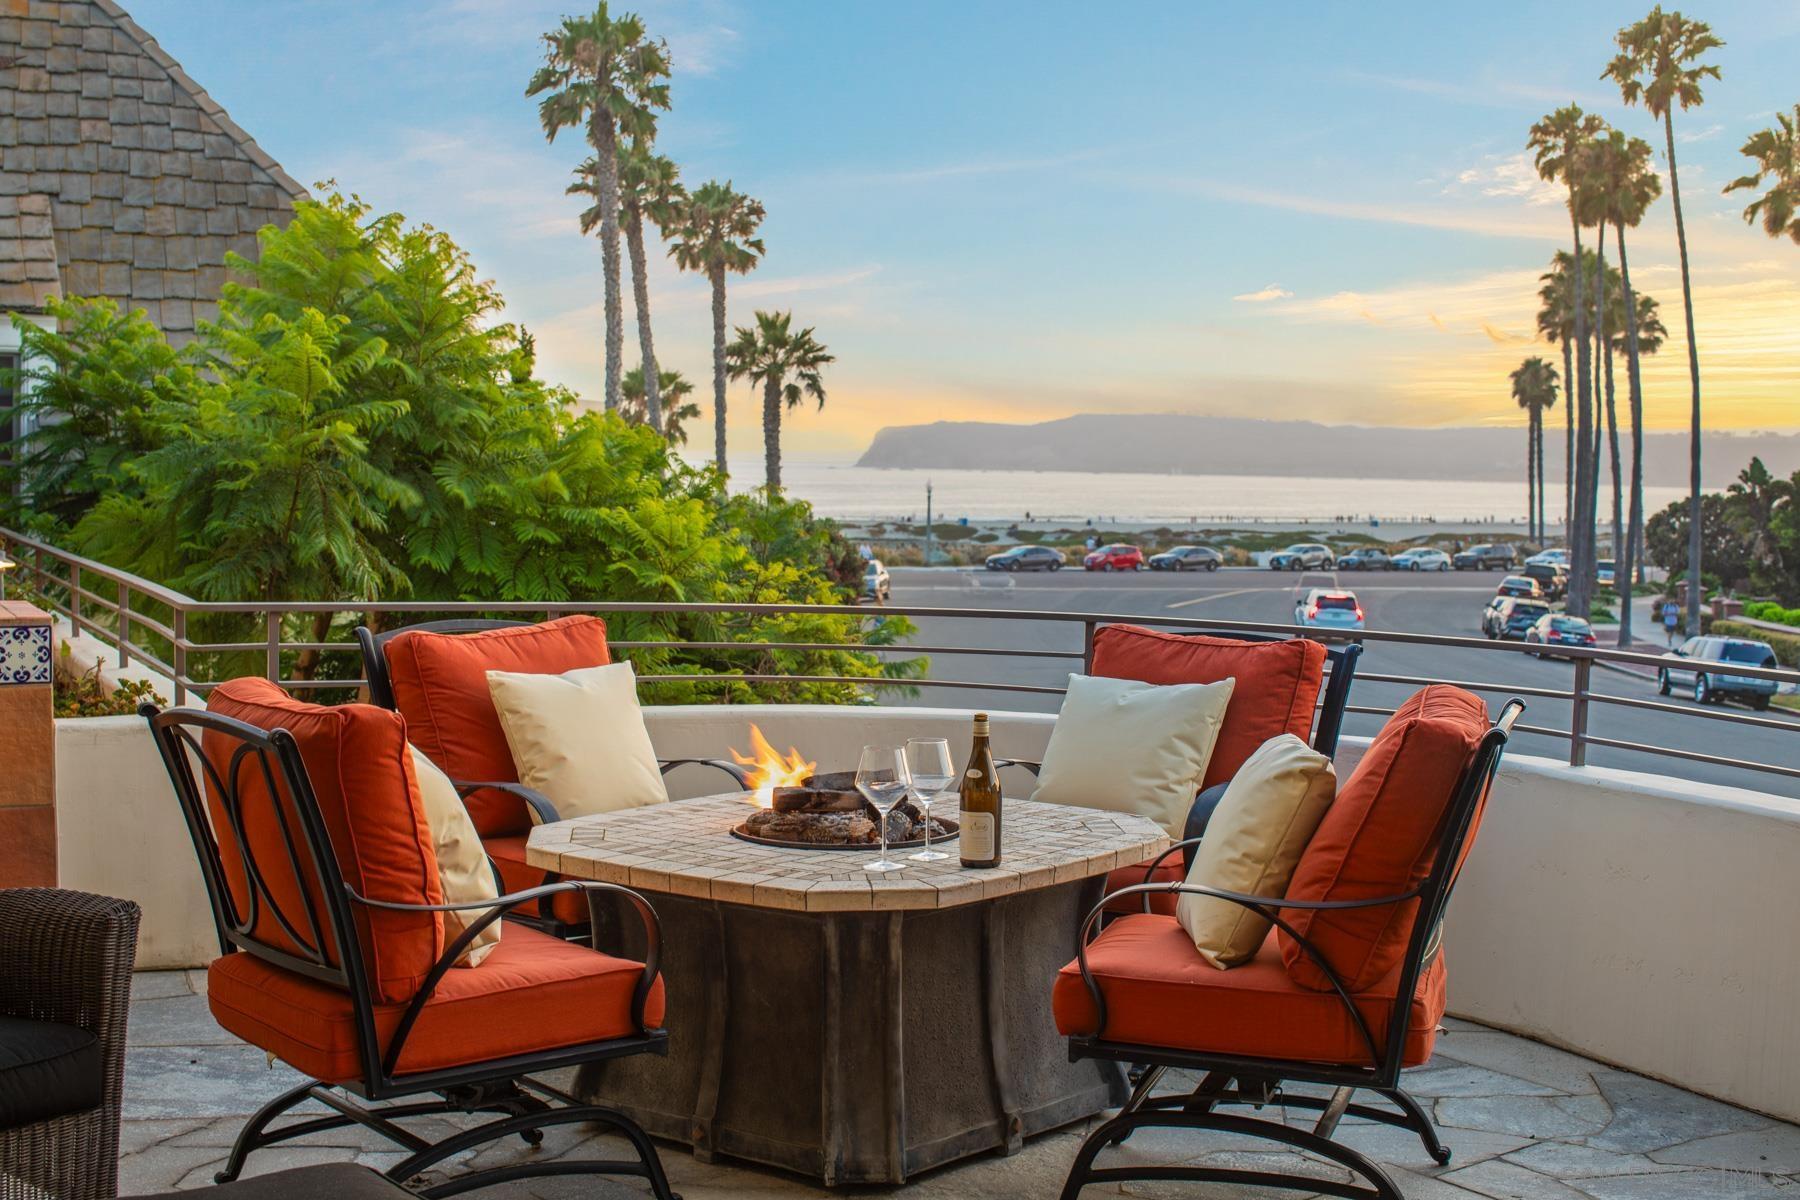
731, 770, 959, 850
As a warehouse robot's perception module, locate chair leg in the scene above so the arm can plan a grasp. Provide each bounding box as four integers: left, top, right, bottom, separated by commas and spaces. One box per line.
214, 1081, 318, 1183
387, 1102, 678, 1200
1376, 1086, 1452, 1166
1059, 1105, 1405, 1200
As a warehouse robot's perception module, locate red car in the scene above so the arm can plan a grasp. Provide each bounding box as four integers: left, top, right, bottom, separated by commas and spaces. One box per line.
1083, 543, 1145, 571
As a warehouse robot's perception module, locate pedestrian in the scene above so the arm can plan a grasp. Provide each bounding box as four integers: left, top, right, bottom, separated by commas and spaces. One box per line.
1663, 599, 1680, 646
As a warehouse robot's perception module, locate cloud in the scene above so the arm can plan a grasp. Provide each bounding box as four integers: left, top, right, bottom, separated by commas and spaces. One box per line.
1676, 123, 1724, 144
1232, 284, 1292, 303
806, 146, 1123, 189
1445, 152, 1566, 208
1339, 69, 1610, 111
1146, 176, 1566, 241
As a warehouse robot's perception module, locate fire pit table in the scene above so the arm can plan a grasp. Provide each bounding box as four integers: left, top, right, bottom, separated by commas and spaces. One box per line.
527, 792, 1168, 1186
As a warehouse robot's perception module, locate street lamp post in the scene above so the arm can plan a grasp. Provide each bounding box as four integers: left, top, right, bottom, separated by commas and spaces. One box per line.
924, 481, 934, 566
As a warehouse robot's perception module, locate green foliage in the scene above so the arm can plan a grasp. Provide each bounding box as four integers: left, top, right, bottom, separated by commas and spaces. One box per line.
51, 644, 163, 719
21, 192, 917, 701
1709, 620, 1799, 670
1645, 457, 1800, 604
1744, 601, 1800, 628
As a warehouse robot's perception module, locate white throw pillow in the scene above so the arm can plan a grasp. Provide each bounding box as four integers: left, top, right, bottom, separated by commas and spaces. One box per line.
1031, 673, 1235, 836
408, 746, 501, 968
1177, 733, 1336, 969
486, 661, 669, 821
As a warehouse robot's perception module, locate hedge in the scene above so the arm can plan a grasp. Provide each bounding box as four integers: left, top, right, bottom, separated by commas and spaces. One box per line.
1710, 620, 1800, 670
1743, 601, 1800, 628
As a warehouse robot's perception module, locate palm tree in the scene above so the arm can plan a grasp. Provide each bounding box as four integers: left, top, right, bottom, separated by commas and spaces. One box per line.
1511, 357, 1559, 542
1724, 104, 1800, 244
528, 4, 668, 413
621, 364, 700, 445
667, 181, 766, 475
1535, 256, 1578, 535
1530, 105, 1606, 616
724, 311, 834, 491
1606, 7, 1722, 635
590, 140, 683, 432
1575, 132, 1616, 600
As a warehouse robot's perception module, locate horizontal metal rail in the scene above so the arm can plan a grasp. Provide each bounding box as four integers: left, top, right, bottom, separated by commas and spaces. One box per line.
5, 525, 1795, 784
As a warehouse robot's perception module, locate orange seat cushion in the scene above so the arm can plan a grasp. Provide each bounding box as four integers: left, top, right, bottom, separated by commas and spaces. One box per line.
1104, 857, 1183, 916
383, 616, 612, 836
204, 678, 443, 1005
486, 835, 591, 927
1281, 685, 1488, 993
1053, 915, 1445, 1068
208, 924, 664, 1084
1090, 625, 1326, 789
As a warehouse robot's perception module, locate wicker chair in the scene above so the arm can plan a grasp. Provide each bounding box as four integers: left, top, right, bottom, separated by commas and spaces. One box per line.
0, 888, 142, 1200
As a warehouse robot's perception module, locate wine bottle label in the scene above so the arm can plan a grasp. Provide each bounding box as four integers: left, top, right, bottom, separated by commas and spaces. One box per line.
961, 812, 997, 862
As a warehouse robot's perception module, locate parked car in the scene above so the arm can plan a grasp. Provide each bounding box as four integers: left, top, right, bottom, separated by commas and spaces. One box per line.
1483, 595, 1550, 639
1526, 547, 1570, 567
1453, 543, 1517, 571
1525, 613, 1597, 658
1521, 560, 1569, 600
1658, 636, 1780, 710
1496, 575, 1542, 599
1148, 545, 1221, 572
985, 545, 1065, 572
861, 558, 891, 603
1596, 559, 1616, 587
1336, 547, 1392, 571
1391, 547, 1452, 572
1294, 588, 1365, 630
1267, 542, 1334, 570
1084, 543, 1145, 572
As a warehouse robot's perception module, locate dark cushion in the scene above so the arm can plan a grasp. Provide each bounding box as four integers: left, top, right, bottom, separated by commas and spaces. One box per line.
125, 1163, 414, 1200
0, 1014, 101, 1127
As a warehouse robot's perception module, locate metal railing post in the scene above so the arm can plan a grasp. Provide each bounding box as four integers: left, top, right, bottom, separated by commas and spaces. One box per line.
1569, 657, 1591, 768
69, 561, 81, 632
1081, 620, 1097, 674
266, 612, 281, 683
117, 579, 131, 668
173, 608, 188, 707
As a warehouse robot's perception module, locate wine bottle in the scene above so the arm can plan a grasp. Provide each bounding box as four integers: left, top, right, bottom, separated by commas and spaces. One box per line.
959, 712, 1002, 868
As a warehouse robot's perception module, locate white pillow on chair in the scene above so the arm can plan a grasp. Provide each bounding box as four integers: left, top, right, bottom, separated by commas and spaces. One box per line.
408, 746, 501, 967
486, 660, 669, 820
1031, 673, 1235, 836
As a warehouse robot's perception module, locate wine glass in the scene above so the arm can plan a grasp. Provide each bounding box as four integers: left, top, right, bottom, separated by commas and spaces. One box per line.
855, 744, 911, 873
904, 737, 954, 862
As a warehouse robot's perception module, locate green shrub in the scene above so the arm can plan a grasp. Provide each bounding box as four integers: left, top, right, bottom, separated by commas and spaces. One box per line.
1744, 601, 1800, 628
52, 645, 163, 718
1710, 620, 1800, 669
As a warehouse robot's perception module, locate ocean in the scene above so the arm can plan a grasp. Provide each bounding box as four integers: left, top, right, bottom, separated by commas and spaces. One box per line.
729, 462, 1689, 528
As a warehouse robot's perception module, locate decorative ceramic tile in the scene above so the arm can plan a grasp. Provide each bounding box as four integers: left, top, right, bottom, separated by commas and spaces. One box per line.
528, 792, 1169, 913
0, 623, 51, 685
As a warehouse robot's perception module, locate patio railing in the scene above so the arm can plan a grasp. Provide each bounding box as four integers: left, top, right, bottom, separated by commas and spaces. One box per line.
5, 524, 1797, 784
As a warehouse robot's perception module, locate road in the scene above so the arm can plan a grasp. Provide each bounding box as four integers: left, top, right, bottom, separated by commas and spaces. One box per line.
880, 565, 1800, 799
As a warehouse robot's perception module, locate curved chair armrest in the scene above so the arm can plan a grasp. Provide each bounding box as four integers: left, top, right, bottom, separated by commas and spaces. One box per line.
659, 757, 750, 788
992, 757, 1042, 776
452, 779, 561, 825
348, 879, 664, 1074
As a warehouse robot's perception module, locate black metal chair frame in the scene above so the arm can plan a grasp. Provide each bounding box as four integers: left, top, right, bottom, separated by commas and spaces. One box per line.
142, 702, 679, 1200
1057, 698, 1523, 1200
355, 619, 748, 937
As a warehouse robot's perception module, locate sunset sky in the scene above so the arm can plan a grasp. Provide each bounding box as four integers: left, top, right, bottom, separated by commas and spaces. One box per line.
131, 0, 1800, 461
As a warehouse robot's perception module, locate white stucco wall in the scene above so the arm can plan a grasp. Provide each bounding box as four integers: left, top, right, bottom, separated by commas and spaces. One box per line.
51, 704, 1800, 1122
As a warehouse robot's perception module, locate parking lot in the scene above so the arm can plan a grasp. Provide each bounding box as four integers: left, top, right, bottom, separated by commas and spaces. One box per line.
882, 565, 1800, 798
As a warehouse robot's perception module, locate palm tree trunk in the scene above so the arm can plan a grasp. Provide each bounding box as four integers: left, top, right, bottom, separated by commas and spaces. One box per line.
1561, 338, 1573, 541
1526, 414, 1535, 540
1617, 226, 1648, 604
1568, 213, 1593, 619
710, 262, 728, 475
1604, 346, 1622, 592
1536, 408, 1547, 544
762, 377, 783, 491
1591, 217, 1610, 595
590, 113, 625, 413
624, 206, 662, 433
1663, 112, 1703, 637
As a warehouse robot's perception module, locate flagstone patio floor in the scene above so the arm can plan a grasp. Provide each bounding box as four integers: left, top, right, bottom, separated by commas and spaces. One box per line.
122, 970, 1798, 1199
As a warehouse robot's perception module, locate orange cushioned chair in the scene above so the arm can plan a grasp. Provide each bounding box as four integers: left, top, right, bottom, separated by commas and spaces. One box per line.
999, 624, 1361, 916
1052, 687, 1522, 1200
142, 679, 677, 1199
354, 616, 746, 934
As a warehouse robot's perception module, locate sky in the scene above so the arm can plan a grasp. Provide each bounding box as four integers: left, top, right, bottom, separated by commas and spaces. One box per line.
128, 0, 1800, 462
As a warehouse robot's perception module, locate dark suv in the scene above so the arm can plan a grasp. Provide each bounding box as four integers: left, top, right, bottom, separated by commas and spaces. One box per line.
1454, 543, 1516, 571
1482, 596, 1550, 639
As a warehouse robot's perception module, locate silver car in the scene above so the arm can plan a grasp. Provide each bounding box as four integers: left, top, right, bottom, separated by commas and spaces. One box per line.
1658, 636, 1778, 710
1268, 542, 1333, 570
860, 559, 891, 603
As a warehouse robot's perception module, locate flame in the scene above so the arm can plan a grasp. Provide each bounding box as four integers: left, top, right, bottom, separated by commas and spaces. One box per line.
728, 724, 816, 808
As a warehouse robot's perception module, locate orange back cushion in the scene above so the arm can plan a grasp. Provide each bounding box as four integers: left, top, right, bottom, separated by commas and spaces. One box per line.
1090, 625, 1327, 789
1279, 685, 1487, 993
204, 677, 444, 1004
382, 616, 612, 835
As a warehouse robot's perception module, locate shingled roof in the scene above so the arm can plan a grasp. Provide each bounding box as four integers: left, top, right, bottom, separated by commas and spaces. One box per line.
0, 0, 306, 339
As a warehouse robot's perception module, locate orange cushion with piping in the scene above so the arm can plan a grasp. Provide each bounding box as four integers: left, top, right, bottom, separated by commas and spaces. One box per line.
486, 835, 591, 927
1089, 625, 1326, 789
203, 678, 444, 1005
1280, 685, 1487, 993
382, 616, 612, 835
208, 924, 664, 1083
1103, 858, 1183, 917
1053, 916, 1444, 1068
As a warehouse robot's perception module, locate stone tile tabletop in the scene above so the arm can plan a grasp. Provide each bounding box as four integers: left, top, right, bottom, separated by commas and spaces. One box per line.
527, 792, 1169, 912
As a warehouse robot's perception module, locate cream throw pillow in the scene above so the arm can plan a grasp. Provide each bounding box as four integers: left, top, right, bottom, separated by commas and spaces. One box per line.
1031, 673, 1235, 836
1177, 733, 1336, 969
408, 746, 501, 968
486, 661, 669, 821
